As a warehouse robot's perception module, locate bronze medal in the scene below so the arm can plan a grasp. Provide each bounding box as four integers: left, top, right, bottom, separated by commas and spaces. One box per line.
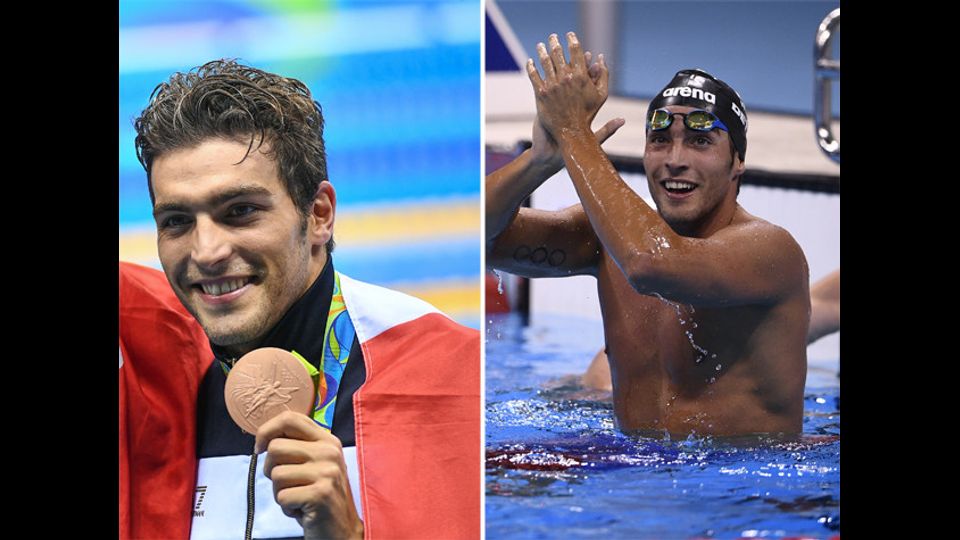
223, 347, 316, 435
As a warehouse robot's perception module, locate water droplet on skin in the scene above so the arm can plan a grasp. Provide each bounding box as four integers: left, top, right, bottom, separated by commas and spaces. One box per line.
493, 269, 504, 295
715, 364, 722, 371
652, 294, 711, 362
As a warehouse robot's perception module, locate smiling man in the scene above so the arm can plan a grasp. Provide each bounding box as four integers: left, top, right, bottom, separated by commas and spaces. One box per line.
133, 60, 479, 540
151, 138, 325, 356
486, 33, 809, 436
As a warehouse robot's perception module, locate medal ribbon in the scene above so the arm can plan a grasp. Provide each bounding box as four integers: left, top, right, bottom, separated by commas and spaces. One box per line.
219, 271, 355, 432
310, 271, 355, 430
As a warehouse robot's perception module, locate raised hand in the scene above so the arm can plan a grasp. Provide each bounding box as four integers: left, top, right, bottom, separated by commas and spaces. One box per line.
526, 32, 611, 139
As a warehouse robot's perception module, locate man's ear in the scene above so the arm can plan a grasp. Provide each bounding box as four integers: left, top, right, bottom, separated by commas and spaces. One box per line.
731, 154, 746, 181
307, 180, 336, 249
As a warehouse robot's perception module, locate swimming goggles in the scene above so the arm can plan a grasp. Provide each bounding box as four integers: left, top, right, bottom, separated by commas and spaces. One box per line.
647, 108, 729, 133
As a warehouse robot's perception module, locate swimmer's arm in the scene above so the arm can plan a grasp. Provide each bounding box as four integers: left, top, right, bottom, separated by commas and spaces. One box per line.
486, 146, 562, 244
543, 121, 805, 303
485, 122, 622, 279
487, 47, 621, 279
486, 118, 623, 244
522, 32, 685, 284
633, 222, 808, 306
485, 148, 603, 277
808, 269, 840, 343
555, 136, 806, 304
547, 124, 806, 305
487, 44, 618, 246
487, 203, 602, 278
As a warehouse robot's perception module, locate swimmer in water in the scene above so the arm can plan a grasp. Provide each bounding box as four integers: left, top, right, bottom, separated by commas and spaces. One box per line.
486, 32, 810, 436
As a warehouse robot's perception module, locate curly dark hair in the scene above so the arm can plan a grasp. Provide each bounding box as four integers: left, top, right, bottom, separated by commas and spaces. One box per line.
134, 59, 333, 252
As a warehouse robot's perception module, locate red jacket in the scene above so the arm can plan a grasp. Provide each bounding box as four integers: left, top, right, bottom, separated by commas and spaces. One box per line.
119, 262, 213, 540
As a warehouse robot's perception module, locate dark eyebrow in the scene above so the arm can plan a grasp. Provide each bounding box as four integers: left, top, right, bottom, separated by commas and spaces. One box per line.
684, 128, 721, 140
153, 184, 272, 218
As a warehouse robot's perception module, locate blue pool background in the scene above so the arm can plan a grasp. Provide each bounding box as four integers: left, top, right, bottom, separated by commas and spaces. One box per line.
119, 0, 481, 327
486, 313, 840, 539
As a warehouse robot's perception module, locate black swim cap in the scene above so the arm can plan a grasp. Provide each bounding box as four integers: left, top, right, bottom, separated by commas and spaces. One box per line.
648, 69, 748, 161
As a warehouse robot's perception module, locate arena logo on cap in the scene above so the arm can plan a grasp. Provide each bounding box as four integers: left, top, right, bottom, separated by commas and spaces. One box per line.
731, 102, 747, 126
661, 86, 716, 104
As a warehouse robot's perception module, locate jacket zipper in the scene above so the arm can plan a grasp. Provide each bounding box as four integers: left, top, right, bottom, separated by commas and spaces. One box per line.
245, 451, 258, 540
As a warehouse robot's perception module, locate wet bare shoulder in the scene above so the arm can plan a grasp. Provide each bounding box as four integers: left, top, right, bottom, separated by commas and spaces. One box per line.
725, 212, 809, 296
630, 208, 809, 307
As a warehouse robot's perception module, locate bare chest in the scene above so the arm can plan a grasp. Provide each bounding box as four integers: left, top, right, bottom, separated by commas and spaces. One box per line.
592, 255, 806, 434
596, 267, 759, 385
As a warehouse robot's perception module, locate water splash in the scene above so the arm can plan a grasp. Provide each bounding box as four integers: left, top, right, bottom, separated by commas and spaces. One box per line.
652, 293, 712, 363
486, 318, 502, 342
485, 313, 840, 539
650, 234, 671, 257
493, 269, 505, 295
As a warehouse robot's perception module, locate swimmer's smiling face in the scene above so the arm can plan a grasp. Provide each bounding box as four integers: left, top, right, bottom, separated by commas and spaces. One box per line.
151, 137, 334, 357
643, 105, 745, 236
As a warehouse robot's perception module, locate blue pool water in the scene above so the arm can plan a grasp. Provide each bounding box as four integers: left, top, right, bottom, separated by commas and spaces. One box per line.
485, 314, 840, 539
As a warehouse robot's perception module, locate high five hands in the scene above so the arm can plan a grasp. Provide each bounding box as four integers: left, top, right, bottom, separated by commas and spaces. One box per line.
526, 31, 624, 163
